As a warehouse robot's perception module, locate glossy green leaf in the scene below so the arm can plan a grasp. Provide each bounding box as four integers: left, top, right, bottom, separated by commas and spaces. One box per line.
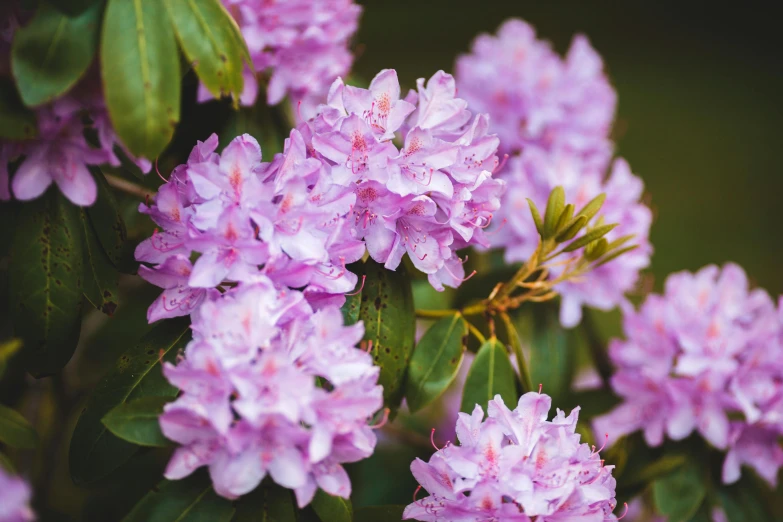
69, 317, 191, 484
101, 0, 180, 159
102, 396, 171, 448
406, 313, 467, 413
0, 78, 37, 139
232, 483, 296, 522
717, 478, 773, 522
529, 306, 574, 406
461, 338, 517, 413
81, 209, 120, 315
311, 490, 352, 522
354, 505, 406, 522
0, 338, 23, 379
9, 190, 84, 377
652, 459, 707, 522
122, 473, 234, 522
11, 2, 101, 106
0, 403, 39, 449
164, 0, 249, 103
86, 167, 136, 273
357, 260, 416, 412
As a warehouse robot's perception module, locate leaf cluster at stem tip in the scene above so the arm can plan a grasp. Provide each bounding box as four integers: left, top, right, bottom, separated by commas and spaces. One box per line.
528, 186, 638, 266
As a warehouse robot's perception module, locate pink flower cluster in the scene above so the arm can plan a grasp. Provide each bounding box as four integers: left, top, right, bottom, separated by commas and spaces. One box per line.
456, 19, 616, 161
137, 69, 504, 322
160, 279, 383, 506
405, 393, 619, 521
594, 264, 783, 486
0, 468, 35, 522
204, 0, 362, 116
456, 19, 651, 328
136, 132, 363, 321
1, 7, 150, 205
1, 77, 151, 206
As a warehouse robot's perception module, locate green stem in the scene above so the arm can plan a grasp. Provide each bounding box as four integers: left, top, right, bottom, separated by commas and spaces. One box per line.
492, 241, 544, 303
499, 312, 533, 393
415, 302, 486, 319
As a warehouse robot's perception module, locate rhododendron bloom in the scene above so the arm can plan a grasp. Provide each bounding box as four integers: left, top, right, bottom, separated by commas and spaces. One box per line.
159, 279, 383, 506
456, 18, 616, 163
138, 69, 504, 322
203, 0, 362, 118
0, 469, 35, 522
404, 392, 620, 521
594, 264, 783, 486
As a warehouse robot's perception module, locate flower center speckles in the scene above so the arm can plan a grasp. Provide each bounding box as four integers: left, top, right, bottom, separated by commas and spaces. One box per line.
279, 193, 294, 214
407, 203, 427, 216
405, 136, 422, 157
357, 186, 379, 203
229, 165, 243, 195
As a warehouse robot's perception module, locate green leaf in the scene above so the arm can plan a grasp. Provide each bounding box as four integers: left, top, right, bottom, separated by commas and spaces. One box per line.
102, 396, 171, 448
11, 2, 101, 107
0, 451, 14, 472
526, 198, 543, 236
621, 454, 687, 489
0, 78, 37, 139
122, 473, 235, 522
86, 167, 136, 273
595, 245, 639, 268
716, 478, 774, 522
354, 506, 406, 522
81, 209, 120, 315
69, 317, 191, 484
0, 338, 23, 379
562, 224, 617, 253
164, 0, 250, 103
543, 186, 565, 238
232, 483, 296, 522
357, 260, 416, 412
652, 459, 707, 522
340, 263, 364, 326
310, 490, 352, 522
406, 313, 467, 413
461, 338, 517, 413
9, 190, 84, 377
101, 0, 181, 159
529, 306, 574, 406
555, 215, 587, 243
575, 193, 606, 223
0, 403, 39, 449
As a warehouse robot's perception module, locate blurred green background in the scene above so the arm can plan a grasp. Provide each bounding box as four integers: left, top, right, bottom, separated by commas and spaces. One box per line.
354, 0, 783, 296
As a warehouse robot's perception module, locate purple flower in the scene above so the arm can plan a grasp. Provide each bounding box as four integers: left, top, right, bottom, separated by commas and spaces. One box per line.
304, 69, 505, 288
138, 69, 504, 322
1, 73, 151, 206
492, 148, 653, 327
404, 392, 620, 521
0, 468, 35, 522
159, 279, 383, 506
200, 0, 362, 118
455, 19, 616, 162
594, 264, 783, 486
